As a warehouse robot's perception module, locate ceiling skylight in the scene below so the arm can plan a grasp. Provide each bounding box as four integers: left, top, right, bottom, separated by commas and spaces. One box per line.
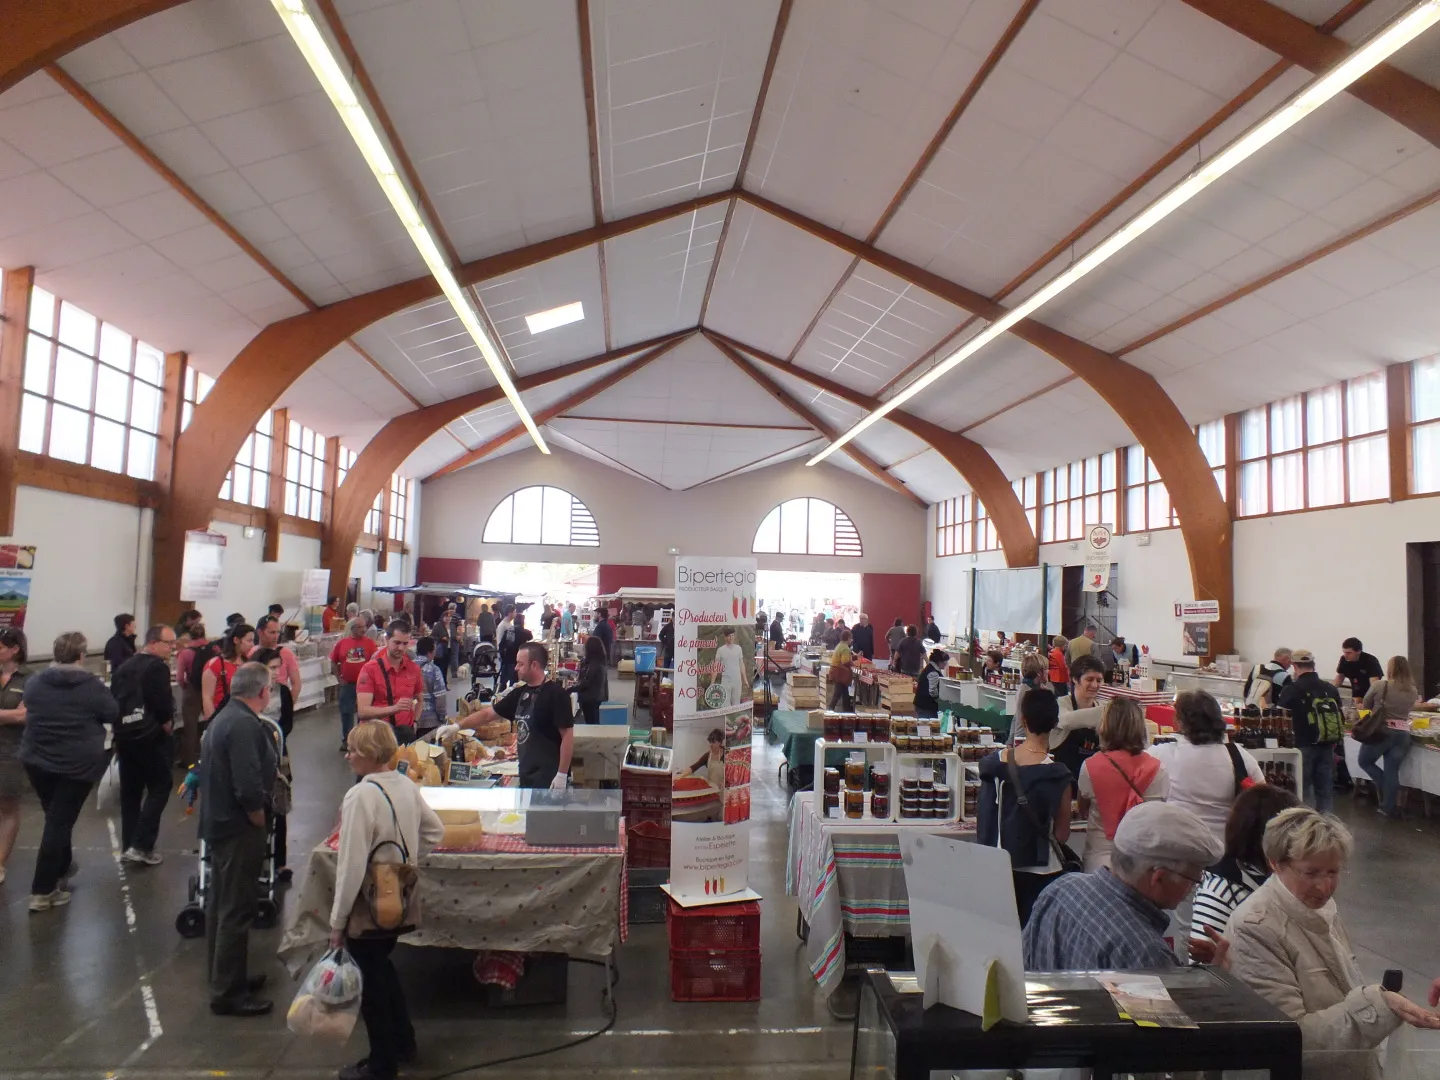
525, 302, 586, 335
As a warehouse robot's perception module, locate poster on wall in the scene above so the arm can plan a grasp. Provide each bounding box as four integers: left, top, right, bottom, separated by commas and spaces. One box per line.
1082, 525, 1113, 593
1182, 622, 1210, 656
300, 568, 330, 608
180, 531, 227, 601
667, 556, 760, 905
0, 545, 37, 630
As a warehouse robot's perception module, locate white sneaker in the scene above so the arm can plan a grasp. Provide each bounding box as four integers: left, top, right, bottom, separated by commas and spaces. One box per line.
28, 889, 71, 912
0, 865, 6, 885
122, 847, 163, 866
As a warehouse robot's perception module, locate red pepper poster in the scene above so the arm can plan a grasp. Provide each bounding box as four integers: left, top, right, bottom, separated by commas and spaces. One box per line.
0, 544, 38, 630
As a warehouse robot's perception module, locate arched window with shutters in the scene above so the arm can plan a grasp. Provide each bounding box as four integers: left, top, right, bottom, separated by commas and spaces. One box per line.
482, 485, 599, 547
752, 498, 862, 557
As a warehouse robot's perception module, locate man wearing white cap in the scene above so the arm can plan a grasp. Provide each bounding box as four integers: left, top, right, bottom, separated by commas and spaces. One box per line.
1023, 801, 1226, 971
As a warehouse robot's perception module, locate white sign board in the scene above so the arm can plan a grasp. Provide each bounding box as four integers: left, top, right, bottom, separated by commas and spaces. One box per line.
1174, 600, 1221, 622
1082, 524, 1113, 593
300, 568, 330, 607
900, 831, 1028, 1028
180, 531, 227, 601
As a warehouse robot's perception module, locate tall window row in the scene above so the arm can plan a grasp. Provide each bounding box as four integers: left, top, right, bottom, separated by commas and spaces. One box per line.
1416, 356, 1440, 495
19, 288, 164, 480
934, 494, 1001, 556
284, 420, 327, 522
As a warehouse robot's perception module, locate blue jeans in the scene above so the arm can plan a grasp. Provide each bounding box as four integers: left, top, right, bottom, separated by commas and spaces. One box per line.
338, 682, 358, 744
1301, 743, 1336, 813
1358, 728, 1413, 815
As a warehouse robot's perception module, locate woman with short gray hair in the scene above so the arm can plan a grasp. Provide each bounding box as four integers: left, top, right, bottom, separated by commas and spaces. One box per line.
1228, 806, 1440, 1078
19, 632, 119, 912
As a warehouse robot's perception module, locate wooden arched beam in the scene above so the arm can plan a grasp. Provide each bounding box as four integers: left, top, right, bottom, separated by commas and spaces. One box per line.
1181, 0, 1440, 151
0, 0, 186, 96
738, 193, 1234, 652
149, 193, 729, 620
316, 332, 692, 597
706, 331, 1038, 570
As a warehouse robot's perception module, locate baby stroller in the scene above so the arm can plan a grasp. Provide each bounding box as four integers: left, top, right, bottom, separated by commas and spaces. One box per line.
174, 715, 285, 938
470, 641, 500, 704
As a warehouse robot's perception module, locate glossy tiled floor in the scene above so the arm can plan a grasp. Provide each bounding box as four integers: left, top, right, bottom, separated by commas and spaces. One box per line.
3, 684, 1440, 1079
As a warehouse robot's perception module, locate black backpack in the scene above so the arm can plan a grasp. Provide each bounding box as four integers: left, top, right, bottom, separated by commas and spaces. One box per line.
187, 640, 222, 692
111, 654, 166, 743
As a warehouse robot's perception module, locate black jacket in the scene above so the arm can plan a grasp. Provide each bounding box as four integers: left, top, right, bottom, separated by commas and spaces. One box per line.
20, 665, 119, 781
768, 620, 785, 647
104, 632, 136, 670
575, 659, 608, 707
851, 624, 875, 659
199, 698, 277, 841
111, 651, 175, 743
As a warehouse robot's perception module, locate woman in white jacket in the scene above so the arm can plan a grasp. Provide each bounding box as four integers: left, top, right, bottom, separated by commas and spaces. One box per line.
329, 722, 444, 1080
1228, 807, 1440, 1079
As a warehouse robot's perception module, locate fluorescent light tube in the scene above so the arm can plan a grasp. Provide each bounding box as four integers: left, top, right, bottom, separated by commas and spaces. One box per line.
269, 0, 548, 454
809, 0, 1440, 465
525, 302, 586, 335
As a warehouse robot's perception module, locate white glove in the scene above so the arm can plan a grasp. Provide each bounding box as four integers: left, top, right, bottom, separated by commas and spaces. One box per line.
434, 723, 460, 740
549, 772, 569, 791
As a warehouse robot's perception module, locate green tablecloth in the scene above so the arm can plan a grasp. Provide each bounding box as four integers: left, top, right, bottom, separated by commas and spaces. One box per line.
767, 709, 818, 772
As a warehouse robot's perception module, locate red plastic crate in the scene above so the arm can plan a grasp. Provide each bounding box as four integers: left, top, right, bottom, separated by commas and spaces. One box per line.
669, 949, 761, 1002
627, 820, 671, 868
622, 768, 672, 806
624, 801, 671, 828
666, 899, 761, 952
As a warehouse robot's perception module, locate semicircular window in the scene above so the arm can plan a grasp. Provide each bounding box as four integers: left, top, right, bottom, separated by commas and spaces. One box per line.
752, 498, 861, 557
482, 485, 599, 546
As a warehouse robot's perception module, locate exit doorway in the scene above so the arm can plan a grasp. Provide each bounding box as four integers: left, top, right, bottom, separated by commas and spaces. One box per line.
1408, 542, 1440, 698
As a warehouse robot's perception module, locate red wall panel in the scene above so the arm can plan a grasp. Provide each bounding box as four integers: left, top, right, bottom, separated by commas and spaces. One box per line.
861, 573, 922, 659
415, 557, 480, 586
596, 563, 659, 594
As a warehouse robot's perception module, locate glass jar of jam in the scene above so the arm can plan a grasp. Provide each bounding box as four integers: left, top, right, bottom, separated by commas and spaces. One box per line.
823, 767, 840, 793
870, 765, 890, 796
823, 791, 840, 814
870, 791, 890, 819
933, 785, 951, 816
844, 759, 866, 789
900, 798, 920, 819
844, 788, 865, 819
855, 714, 871, 739
824, 713, 840, 739
900, 778, 920, 798
839, 715, 856, 741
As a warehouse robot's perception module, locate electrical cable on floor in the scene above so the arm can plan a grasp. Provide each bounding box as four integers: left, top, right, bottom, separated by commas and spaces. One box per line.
421, 958, 619, 1078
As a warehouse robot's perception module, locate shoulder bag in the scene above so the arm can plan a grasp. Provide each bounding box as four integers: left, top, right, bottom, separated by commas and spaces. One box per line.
1351, 680, 1390, 744
827, 659, 853, 687
1005, 753, 1082, 873
347, 780, 420, 938
1225, 741, 1257, 795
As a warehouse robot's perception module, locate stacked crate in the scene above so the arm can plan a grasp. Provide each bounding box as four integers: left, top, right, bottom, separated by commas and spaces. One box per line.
622, 765, 671, 868
877, 672, 916, 716
667, 899, 762, 1001
786, 670, 822, 710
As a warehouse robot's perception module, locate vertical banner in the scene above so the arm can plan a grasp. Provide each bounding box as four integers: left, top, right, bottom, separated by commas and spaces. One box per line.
0, 545, 37, 629
670, 556, 759, 904
1082, 525, 1113, 593
181, 530, 227, 601
300, 568, 330, 607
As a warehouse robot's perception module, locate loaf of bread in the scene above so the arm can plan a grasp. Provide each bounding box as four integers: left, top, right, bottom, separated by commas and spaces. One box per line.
438, 823, 486, 849
435, 808, 480, 825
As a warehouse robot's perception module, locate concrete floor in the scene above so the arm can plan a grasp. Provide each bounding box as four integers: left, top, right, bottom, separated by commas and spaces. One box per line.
4, 686, 1440, 1079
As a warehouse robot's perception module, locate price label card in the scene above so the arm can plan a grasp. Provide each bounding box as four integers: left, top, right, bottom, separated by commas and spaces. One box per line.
854, 731, 868, 744
979, 731, 994, 745
1265, 738, 1279, 749
849, 751, 865, 764
920, 767, 933, 783
917, 723, 932, 737
448, 762, 472, 784
827, 806, 842, 820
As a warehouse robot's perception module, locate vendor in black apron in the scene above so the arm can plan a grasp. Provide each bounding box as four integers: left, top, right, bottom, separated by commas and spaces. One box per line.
915, 649, 949, 719
1050, 654, 1105, 778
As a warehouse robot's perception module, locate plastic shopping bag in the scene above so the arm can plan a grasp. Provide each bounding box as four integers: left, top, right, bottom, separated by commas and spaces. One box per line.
287, 948, 362, 1040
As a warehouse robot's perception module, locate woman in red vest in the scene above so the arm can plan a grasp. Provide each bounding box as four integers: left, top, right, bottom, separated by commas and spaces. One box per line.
1075, 698, 1168, 872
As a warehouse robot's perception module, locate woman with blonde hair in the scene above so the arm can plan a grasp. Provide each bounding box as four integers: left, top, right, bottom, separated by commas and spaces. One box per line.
1075, 697, 1168, 871
331, 721, 444, 1080
1229, 807, 1440, 1079
1358, 655, 1420, 820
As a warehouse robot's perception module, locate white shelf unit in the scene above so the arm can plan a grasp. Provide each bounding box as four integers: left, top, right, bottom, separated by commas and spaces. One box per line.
893, 751, 962, 825
1245, 745, 1303, 796
814, 738, 896, 824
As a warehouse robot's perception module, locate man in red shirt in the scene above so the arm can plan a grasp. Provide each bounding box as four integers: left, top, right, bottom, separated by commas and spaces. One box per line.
329, 618, 377, 752
357, 620, 423, 744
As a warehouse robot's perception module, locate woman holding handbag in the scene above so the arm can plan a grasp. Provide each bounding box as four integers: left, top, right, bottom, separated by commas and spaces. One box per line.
1075, 698, 1169, 871
1358, 656, 1420, 820
330, 721, 444, 1080
977, 688, 1075, 926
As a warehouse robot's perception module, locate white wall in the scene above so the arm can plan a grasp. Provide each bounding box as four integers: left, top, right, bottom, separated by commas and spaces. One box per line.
419, 449, 927, 581
194, 522, 322, 632
925, 496, 1440, 664
0, 486, 151, 657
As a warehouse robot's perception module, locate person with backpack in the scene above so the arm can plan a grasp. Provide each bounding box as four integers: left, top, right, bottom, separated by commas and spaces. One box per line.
977, 688, 1075, 926
1278, 649, 1345, 813
1075, 698, 1169, 872
1357, 655, 1422, 820
202, 624, 255, 723
1244, 647, 1293, 707
110, 625, 179, 866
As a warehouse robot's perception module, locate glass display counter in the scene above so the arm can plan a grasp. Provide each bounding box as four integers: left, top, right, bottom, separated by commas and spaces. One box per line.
851, 967, 1301, 1080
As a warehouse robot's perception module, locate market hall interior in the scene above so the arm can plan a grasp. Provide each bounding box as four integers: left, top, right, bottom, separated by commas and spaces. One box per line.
5, 0, 1440, 1076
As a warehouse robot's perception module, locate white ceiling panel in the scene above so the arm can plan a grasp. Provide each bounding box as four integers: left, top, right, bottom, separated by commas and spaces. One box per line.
348, 295, 487, 406
565, 333, 799, 426
790, 262, 966, 395
731, 356, 872, 433
405, 429, 471, 481
590, 0, 780, 219
889, 448, 968, 504
473, 245, 608, 377
746, 0, 1031, 236
850, 420, 930, 468
605, 202, 728, 346
900, 333, 1070, 432
702, 201, 858, 355
276, 342, 416, 446
693, 439, 822, 485
336, 0, 595, 262
967, 379, 1135, 475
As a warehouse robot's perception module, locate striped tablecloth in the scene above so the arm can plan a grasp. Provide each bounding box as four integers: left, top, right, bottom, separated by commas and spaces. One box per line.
785, 792, 974, 995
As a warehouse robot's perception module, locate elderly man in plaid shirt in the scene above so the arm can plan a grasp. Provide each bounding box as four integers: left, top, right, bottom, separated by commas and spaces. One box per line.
1024, 802, 1226, 971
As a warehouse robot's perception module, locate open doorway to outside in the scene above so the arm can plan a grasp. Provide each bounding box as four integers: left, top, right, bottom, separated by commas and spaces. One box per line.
481, 561, 598, 609
757, 570, 861, 641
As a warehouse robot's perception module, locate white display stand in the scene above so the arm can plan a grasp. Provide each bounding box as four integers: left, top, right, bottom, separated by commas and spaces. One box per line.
1247, 745, 1303, 796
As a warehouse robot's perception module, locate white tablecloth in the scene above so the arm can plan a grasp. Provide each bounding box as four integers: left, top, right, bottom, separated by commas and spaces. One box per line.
1344, 734, 1440, 796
